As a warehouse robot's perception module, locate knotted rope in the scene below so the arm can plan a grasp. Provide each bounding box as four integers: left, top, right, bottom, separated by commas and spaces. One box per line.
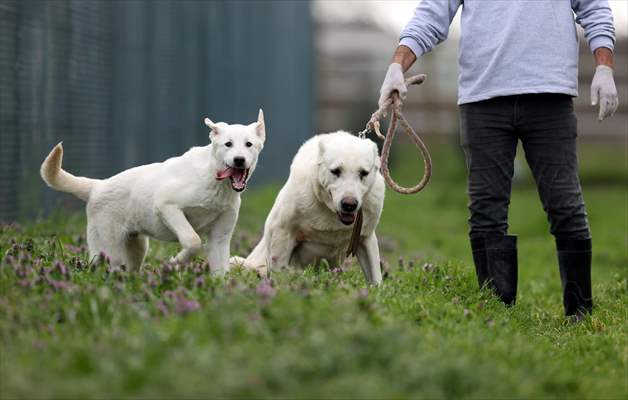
359, 74, 432, 194
347, 74, 432, 257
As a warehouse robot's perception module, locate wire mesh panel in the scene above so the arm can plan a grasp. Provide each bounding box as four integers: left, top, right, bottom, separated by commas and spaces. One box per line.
0, 1, 19, 221
1, 0, 113, 220
0, 0, 314, 222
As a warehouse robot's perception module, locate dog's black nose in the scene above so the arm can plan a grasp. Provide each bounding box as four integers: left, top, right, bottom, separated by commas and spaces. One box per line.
233, 157, 246, 168
341, 197, 358, 213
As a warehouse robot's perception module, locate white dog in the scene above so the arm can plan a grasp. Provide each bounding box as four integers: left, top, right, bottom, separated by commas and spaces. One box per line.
40, 110, 266, 273
234, 131, 385, 284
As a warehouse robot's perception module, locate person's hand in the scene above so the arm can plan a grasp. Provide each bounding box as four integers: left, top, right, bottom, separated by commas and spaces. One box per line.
591, 65, 618, 121
378, 63, 407, 108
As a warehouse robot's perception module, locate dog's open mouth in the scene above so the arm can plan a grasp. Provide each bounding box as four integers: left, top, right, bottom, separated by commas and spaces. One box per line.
337, 211, 356, 226
216, 167, 249, 192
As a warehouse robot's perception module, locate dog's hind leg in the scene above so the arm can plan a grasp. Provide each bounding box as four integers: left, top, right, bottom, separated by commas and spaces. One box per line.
123, 234, 149, 271
236, 239, 269, 277
156, 204, 202, 264
86, 220, 128, 269
243, 241, 267, 270
87, 222, 104, 263
266, 227, 296, 272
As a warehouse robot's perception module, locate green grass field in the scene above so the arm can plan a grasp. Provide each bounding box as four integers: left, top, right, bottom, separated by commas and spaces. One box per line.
1, 141, 626, 399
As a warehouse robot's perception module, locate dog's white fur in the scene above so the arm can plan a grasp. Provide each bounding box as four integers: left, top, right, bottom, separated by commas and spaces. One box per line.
234, 131, 385, 284
40, 110, 266, 273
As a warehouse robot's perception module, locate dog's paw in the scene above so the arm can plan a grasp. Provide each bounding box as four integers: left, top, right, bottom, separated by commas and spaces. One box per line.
210, 267, 228, 278
168, 257, 183, 271
229, 256, 246, 268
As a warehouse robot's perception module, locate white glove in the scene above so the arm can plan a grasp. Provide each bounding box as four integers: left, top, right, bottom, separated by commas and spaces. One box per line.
378, 63, 407, 108
591, 65, 618, 121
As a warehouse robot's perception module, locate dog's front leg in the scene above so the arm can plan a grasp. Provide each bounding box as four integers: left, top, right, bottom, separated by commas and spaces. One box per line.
266, 227, 296, 273
206, 209, 238, 276
356, 232, 383, 285
157, 204, 202, 264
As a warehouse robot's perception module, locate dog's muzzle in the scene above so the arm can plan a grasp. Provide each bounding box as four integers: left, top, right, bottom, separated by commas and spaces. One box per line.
216, 167, 250, 192
337, 211, 357, 225
337, 196, 358, 225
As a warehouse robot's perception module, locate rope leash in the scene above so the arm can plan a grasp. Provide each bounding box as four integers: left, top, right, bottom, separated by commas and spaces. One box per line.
347, 74, 432, 257
359, 74, 432, 194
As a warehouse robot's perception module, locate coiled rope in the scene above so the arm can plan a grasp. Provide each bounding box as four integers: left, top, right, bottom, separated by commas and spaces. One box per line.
359, 74, 432, 194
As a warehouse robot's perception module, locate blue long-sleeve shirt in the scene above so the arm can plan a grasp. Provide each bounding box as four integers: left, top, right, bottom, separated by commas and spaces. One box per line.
399, 0, 616, 105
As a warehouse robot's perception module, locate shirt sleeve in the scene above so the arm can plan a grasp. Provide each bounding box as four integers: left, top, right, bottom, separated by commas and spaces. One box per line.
399, 0, 462, 58
571, 0, 616, 52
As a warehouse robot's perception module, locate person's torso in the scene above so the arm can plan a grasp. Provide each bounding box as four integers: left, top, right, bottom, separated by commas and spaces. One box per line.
457, 0, 579, 104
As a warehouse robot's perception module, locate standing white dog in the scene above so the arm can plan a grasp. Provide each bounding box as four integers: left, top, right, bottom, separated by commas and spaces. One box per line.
40, 110, 266, 273
235, 131, 385, 284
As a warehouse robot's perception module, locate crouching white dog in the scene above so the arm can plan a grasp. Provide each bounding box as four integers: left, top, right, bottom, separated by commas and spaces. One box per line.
40, 110, 266, 273
234, 131, 385, 284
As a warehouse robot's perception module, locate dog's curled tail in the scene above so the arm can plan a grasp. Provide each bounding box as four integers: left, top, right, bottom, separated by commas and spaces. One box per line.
40, 142, 97, 202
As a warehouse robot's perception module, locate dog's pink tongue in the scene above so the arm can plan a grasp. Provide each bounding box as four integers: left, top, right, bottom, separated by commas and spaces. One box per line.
216, 168, 233, 180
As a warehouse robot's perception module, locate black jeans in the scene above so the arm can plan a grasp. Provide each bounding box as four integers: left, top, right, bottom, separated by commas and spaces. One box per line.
459, 94, 590, 240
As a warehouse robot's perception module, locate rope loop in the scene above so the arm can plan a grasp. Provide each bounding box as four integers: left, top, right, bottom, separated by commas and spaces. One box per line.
360, 74, 432, 194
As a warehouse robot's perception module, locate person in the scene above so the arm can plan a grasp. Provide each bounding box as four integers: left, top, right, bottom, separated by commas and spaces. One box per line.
379, 0, 618, 319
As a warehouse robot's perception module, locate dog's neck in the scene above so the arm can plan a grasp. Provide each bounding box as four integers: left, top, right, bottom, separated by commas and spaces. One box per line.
196, 145, 226, 183
206, 145, 219, 169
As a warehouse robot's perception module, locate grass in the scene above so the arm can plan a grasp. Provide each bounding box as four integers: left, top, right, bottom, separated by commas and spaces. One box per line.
1, 140, 626, 399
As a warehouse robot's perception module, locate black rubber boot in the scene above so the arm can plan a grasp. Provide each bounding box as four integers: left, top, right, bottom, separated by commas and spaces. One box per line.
557, 238, 593, 319
471, 235, 518, 306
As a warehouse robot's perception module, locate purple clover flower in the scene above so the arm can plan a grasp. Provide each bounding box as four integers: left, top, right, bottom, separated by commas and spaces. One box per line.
54, 260, 68, 277
256, 278, 277, 300
174, 297, 200, 315
98, 251, 110, 265
48, 279, 73, 292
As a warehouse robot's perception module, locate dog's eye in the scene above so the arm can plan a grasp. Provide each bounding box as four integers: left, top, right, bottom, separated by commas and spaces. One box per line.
360, 169, 369, 179
245, 141, 253, 148
330, 168, 341, 177
225, 141, 233, 148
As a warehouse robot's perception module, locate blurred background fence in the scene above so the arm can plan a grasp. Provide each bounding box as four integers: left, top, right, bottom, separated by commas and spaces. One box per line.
1, 0, 626, 222
0, 0, 314, 221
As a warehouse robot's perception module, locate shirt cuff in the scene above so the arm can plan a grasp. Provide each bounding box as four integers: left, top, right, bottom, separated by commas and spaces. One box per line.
399, 37, 426, 58
589, 35, 615, 53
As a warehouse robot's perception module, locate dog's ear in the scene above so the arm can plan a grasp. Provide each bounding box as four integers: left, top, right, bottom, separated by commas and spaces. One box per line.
256, 109, 266, 142
204, 117, 220, 139
318, 139, 326, 160
204, 117, 217, 130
